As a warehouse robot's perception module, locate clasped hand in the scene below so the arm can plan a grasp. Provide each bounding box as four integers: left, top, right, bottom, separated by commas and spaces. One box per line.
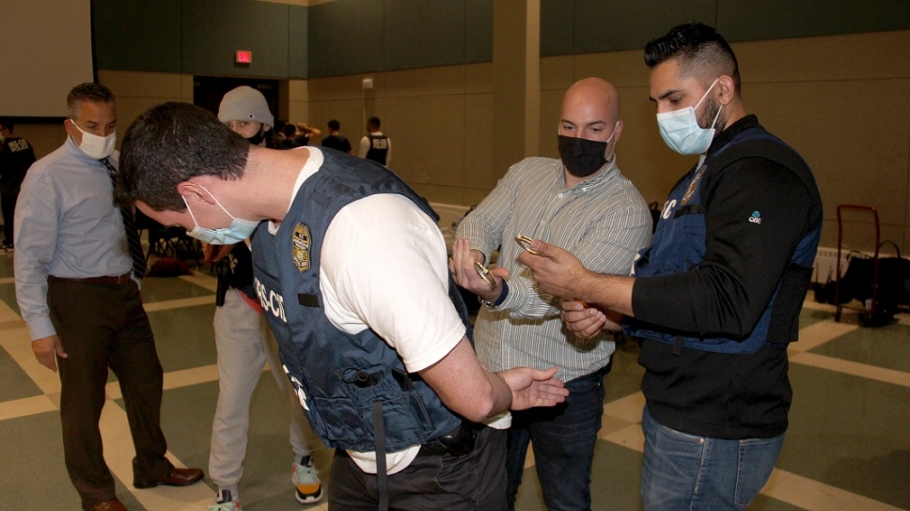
448, 239, 509, 303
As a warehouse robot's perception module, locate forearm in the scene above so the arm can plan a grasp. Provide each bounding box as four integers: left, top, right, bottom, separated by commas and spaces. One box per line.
577, 271, 636, 317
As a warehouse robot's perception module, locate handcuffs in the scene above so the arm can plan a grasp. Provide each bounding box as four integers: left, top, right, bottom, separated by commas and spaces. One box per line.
514, 234, 541, 255
473, 261, 496, 290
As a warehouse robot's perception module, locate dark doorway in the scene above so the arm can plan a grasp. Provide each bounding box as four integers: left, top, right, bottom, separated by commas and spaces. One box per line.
193, 76, 279, 118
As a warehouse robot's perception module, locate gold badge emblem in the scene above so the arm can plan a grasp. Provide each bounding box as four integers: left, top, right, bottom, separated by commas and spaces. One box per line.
292, 223, 311, 272
681, 164, 707, 206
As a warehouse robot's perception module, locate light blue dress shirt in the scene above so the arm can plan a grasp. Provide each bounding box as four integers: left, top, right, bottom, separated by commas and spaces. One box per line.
14, 136, 133, 340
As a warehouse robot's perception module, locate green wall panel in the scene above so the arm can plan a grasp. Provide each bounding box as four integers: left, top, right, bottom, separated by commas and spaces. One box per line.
181, 0, 290, 77
384, 0, 466, 71
308, 0, 385, 78
575, 0, 716, 53
288, 5, 308, 79
541, 0, 575, 57
465, 0, 493, 63
93, 0, 182, 73
718, 0, 910, 42
92, 0, 910, 79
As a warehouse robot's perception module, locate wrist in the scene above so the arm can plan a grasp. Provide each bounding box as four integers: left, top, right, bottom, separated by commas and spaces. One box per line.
479, 279, 509, 308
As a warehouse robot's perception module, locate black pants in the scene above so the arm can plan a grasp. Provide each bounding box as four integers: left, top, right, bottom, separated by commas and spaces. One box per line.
47, 276, 174, 509
329, 426, 508, 511
1, 191, 16, 245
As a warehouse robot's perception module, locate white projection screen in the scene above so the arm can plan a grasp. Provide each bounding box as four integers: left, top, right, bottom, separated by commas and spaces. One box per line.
0, 0, 94, 118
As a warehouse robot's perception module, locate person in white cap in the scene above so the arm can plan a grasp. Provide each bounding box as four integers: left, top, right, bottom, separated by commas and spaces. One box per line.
217, 85, 275, 147
205, 85, 323, 510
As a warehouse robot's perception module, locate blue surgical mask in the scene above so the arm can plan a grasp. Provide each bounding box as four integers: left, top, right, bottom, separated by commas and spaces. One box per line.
182, 187, 260, 245
656, 78, 723, 155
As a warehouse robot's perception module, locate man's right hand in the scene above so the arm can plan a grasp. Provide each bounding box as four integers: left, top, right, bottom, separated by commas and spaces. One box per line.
561, 300, 624, 339
32, 335, 67, 372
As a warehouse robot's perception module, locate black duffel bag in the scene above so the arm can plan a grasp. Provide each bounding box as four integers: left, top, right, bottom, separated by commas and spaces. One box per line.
838, 241, 910, 314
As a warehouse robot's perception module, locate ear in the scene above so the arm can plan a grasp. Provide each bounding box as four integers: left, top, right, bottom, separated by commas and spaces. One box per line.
716, 75, 736, 106
63, 119, 81, 144
613, 120, 624, 142
176, 181, 216, 206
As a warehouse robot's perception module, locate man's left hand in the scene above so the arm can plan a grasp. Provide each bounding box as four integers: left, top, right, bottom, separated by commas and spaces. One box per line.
497, 366, 569, 410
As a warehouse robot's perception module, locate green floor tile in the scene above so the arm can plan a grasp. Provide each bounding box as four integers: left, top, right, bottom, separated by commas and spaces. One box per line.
779, 364, 910, 509
0, 281, 20, 316
0, 344, 43, 402
146, 304, 218, 372
810, 321, 910, 373
605, 336, 645, 401
0, 410, 148, 511
0, 254, 13, 278
140, 275, 214, 303
124, 374, 332, 509
799, 307, 835, 329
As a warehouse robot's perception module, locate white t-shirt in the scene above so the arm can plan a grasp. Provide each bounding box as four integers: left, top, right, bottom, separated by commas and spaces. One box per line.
272, 147, 466, 473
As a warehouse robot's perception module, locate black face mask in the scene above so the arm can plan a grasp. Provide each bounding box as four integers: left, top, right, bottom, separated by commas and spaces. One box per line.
246, 131, 265, 146
557, 135, 609, 177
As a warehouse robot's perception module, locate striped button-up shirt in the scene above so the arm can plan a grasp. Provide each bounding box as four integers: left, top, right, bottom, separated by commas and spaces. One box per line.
458, 156, 652, 382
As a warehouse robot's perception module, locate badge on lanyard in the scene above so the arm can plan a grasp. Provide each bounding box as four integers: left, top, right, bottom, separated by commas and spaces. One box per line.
292, 223, 311, 272
680, 164, 707, 206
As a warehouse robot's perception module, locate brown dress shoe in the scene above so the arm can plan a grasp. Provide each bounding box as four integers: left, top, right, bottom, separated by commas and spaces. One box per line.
86, 497, 128, 511
133, 467, 204, 489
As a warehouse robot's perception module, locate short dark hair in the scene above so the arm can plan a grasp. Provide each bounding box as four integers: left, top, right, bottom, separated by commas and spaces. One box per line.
644, 22, 740, 92
0, 118, 13, 132
67, 83, 116, 120
117, 102, 250, 212
367, 116, 381, 129
283, 123, 297, 137
328, 119, 340, 131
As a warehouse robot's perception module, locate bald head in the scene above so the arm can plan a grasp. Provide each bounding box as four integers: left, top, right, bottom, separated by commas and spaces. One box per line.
561, 78, 620, 126
557, 78, 624, 182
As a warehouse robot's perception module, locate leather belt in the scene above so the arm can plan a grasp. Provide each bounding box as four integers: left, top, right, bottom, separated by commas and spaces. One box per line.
50, 272, 133, 286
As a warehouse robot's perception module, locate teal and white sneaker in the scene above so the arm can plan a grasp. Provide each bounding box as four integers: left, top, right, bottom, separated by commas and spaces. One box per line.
292, 456, 324, 504
208, 489, 241, 511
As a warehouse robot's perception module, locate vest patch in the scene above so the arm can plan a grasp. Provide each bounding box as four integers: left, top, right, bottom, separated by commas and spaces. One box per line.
749, 211, 762, 224
292, 223, 311, 272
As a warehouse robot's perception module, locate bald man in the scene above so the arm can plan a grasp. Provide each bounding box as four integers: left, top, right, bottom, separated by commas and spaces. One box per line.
451, 77, 651, 511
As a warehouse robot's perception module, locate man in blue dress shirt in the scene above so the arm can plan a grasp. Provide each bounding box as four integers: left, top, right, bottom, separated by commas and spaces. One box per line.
14, 83, 203, 511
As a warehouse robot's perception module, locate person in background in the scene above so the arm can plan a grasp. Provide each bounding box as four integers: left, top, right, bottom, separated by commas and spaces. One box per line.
204, 86, 323, 510
274, 119, 288, 146
293, 122, 321, 147
217, 86, 275, 149
518, 22, 823, 511
0, 119, 36, 251
320, 119, 352, 154
280, 123, 299, 150
14, 82, 204, 511
359, 115, 391, 166
451, 77, 652, 511
116, 101, 570, 511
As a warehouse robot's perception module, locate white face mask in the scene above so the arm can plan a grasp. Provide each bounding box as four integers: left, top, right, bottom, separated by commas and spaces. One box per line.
656, 78, 723, 155
70, 120, 116, 159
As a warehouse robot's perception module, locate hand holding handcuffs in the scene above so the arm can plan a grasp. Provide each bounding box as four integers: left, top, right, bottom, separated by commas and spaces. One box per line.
473, 234, 540, 290
473, 261, 496, 290
514, 234, 541, 255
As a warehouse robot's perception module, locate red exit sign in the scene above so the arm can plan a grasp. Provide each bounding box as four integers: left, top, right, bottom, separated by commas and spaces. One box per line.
236, 51, 252, 64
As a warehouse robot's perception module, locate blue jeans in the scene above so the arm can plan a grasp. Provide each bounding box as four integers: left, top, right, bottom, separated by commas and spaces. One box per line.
506, 368, 606, 511
640, 405, 784, 511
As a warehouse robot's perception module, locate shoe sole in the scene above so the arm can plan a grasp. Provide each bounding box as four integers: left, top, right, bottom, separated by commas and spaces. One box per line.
295, 487, 324, 504
133, 475, 204, 489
